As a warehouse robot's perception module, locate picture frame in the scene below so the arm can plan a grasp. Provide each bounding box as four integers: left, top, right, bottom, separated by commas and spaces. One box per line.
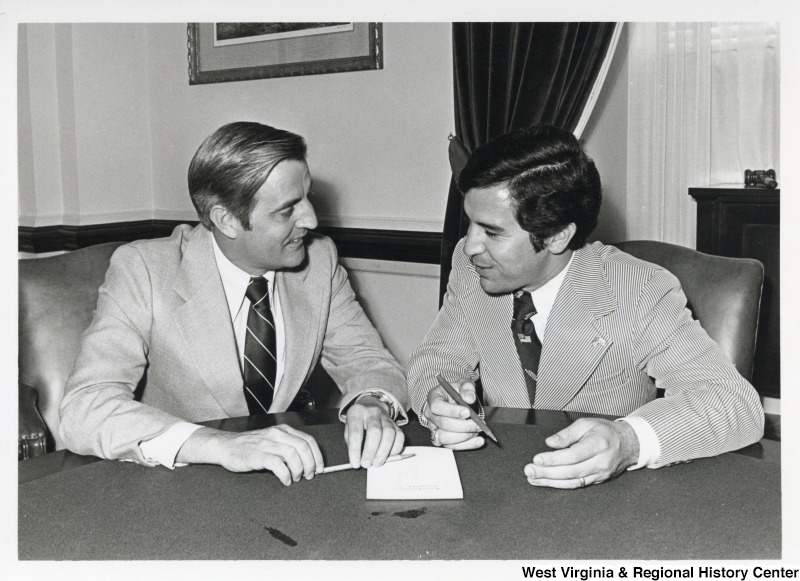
187, 22, 383, 84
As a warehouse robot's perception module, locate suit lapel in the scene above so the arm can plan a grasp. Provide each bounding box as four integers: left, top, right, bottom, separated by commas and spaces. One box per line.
271, 262, 319, 412
171, 227, 245, 417
536, 245, 618, 410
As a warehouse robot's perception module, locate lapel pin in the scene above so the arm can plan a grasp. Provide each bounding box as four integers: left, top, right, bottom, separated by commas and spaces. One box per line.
592, 336, 607, 349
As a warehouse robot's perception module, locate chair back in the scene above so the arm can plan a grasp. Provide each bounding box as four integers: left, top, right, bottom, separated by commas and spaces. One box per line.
19, 242, 125, 450
613, 240, 764, 382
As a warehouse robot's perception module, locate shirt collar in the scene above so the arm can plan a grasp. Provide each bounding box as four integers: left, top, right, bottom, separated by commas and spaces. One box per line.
211, 232, 275, 319
527, 251, 575, 313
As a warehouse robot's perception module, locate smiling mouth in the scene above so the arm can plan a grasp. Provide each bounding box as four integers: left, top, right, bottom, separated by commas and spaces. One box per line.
287, 233, 307, 246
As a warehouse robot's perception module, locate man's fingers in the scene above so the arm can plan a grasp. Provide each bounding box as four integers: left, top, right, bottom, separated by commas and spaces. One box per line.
526, 475, 598, 489
445, 435, 485, 451
524, 459, 599, 482
543, 418, 594, 450
389, 428, 405, 457
425, 380, 484, 452
266, 441, 310, 482
434, 427, 484, 449
428, 389, 472, 420
524, 461, 604, 487
344, 402, 404, 469
533, 438, 599, 467
425, 391, 479, 433
370, 423, 400, 467
345, 418, 366, 469
358, 418, 384, 468
426, 382, 481, 435
456, 381, 477, 405
266, 426, 321, 479
261, 455, 293, 486
276, 425, 324, 473
429, 414, 481, 434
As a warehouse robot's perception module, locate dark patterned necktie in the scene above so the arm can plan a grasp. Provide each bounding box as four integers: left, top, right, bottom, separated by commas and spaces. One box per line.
243, 276, 277, 414
511, 290, 542, 407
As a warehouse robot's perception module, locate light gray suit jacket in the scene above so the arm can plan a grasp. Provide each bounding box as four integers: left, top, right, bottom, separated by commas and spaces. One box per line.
407, 239, 763, 467
60, 225, 409, 462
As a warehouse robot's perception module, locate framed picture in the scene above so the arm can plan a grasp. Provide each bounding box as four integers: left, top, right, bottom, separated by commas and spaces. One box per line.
187, 22, 383, 84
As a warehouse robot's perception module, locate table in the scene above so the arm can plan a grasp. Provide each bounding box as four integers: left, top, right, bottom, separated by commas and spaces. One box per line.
18, 408, 781, 560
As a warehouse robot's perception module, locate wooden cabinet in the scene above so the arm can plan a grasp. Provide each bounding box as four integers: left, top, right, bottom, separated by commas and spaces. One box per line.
689, 186, 780, 398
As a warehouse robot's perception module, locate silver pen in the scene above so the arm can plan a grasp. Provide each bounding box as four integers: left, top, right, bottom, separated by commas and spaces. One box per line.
320, 453, 416, 474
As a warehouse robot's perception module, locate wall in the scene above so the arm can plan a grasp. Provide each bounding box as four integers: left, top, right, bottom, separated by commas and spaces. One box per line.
148, 23, 454, 232
18, 24, 156, 226
341, 258, 440, 365
18, 23, 454, 232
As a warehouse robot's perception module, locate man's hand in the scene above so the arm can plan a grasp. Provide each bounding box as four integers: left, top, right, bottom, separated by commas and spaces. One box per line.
524, 418, 639, 489
423, 380, 484, 450
176, 425, 323, 486
344, 396, 405, 469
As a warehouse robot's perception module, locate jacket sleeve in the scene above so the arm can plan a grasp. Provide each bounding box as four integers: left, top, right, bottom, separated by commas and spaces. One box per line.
314, 238, 411, 422
59, 244, 185, 463
405, 239, 481, 421
626, 267, 764, 467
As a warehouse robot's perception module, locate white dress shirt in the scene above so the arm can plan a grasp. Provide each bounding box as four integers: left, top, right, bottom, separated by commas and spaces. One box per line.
525, 253, 660, 470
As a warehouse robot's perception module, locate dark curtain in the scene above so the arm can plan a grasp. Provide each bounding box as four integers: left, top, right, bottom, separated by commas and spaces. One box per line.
439, 22, 618, 303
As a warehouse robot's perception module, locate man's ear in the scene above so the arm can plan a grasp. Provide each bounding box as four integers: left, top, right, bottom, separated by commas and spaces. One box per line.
545, 223, 577, 254
209, 205, 242, 239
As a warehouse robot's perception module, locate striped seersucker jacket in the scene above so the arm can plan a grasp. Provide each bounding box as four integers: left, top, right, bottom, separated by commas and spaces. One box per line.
406, 239, 764, 467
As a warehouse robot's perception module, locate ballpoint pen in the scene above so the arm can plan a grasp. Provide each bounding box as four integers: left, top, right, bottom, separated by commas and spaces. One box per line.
320, 453, 416, 474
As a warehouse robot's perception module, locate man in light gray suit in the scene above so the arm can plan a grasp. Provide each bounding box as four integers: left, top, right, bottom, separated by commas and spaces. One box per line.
407, 126, 763, 489
60, 122, 409, 485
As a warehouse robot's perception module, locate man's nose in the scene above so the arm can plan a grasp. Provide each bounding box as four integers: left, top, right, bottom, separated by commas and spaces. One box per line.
463, 226, 484, 257
297, 198, 318, 230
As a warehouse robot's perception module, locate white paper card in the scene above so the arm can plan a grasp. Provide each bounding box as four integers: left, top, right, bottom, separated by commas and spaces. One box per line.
366, 446, 464, 499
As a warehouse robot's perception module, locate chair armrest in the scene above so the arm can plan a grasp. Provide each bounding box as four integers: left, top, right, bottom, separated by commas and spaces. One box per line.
19, 383, 48, 460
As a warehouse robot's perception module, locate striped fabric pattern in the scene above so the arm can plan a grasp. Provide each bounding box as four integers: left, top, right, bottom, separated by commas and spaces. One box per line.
243, 276, 277, 414
406, 239, 764, 467
511, 291, 541, 405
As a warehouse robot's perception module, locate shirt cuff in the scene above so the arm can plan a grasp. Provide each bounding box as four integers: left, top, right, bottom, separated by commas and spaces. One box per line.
617, 416, 661, 470
138, 422, 203, 469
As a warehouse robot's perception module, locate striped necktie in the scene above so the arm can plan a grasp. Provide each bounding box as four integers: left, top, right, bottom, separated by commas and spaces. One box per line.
243, 276, 277, 414
511, 290, 541, 407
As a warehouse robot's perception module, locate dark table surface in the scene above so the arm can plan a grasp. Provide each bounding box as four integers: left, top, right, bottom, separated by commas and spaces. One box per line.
18, 408, 781, 560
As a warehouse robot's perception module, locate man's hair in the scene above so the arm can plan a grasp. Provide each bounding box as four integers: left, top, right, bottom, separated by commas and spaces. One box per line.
457, 125, 601, 251
188, 121, 307, 230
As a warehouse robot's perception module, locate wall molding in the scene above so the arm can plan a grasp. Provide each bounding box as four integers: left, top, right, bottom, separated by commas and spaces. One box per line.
340, 257, 440, 279
316, 213, 443, 232
19, 211, 444, 232
18, 220, 443, 264
316, 226, 441, 264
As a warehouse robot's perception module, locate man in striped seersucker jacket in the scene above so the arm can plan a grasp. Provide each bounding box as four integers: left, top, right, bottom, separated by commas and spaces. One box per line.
406, 125, 764, 489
